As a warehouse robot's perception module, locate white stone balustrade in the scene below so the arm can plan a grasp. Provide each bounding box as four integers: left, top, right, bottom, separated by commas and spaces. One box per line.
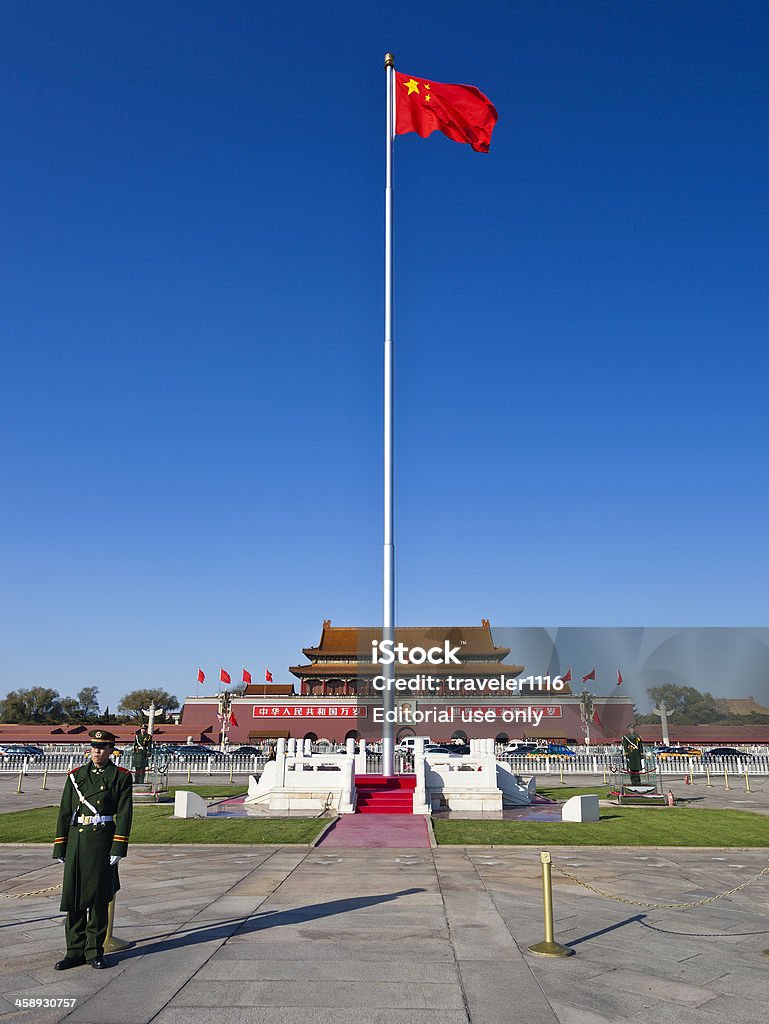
246, 736, 355, 814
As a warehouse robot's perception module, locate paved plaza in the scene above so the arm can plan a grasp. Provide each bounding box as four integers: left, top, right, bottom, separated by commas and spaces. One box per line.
2, 772, 768, 1022
0, 840, 767, 1024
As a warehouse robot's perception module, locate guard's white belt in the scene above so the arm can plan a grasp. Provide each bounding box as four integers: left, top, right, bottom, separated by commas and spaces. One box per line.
75, 815, 114, 825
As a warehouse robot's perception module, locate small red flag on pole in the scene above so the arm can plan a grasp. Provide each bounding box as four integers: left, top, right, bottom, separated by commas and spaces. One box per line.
220, 668, 231, 685
561, 666, 572, 683
582, 667, 596, 683
592, 710, 603, 727
265, 667, 273, 683
229, 711, 238, 727
197, 668, 205, 684
242, 668, 252, 685
617, 668, 623, 686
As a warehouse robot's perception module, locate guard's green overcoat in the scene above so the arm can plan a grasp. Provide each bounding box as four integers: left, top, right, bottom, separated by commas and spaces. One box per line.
621, 732, 644, 773
132, 730, 152, 771
53, 761, 133, 912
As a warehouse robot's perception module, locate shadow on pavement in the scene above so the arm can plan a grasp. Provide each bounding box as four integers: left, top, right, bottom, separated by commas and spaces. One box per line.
116, 888, 426, 958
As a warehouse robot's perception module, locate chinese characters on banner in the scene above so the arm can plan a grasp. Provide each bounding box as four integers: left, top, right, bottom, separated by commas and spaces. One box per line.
250, 705, 562, 720
252, 706, 367, 718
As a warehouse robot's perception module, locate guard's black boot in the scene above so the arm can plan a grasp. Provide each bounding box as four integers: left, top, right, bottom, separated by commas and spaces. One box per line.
89, 956, 109, 969
54, 956, 86, 970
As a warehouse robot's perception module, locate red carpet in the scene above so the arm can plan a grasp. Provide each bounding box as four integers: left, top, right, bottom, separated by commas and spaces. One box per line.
316, 776, 428, 848
317, 813, 430, 848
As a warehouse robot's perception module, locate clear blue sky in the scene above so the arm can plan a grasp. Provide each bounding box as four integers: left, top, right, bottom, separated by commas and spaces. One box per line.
2, 2, 768, 713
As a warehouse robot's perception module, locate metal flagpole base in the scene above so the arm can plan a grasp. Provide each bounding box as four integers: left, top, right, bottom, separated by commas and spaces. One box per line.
105, 897, 132, 952
527, 940, 574, 958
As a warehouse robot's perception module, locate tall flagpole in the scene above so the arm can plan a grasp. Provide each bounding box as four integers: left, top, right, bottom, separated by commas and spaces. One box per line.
382, 52, 396, 776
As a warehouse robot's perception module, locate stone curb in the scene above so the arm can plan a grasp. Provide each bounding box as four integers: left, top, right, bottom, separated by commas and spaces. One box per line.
310, 815, 340, 847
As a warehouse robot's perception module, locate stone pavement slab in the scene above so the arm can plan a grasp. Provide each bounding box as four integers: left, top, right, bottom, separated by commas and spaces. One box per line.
0, 843, 768, 1024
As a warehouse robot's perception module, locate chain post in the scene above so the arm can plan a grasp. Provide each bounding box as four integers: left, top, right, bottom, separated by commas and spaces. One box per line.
105, 896, 131, 952
527, 852, 574, 958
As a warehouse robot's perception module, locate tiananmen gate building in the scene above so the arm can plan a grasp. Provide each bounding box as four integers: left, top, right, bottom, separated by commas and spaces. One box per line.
180, 621, 637, 745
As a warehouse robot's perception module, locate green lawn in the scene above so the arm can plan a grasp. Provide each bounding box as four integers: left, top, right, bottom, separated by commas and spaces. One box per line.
432, 806, 769, 846
165, 784, 249, 799
0, 805, 325, 846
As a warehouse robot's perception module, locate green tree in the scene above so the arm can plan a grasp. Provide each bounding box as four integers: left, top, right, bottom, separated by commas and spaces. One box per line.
0, 687, 64, 723
76, 686, 100, 719
60, 697, 81, 722
117, 688, 180, 721
58, 687, 101, 724
644, 684, 726, 725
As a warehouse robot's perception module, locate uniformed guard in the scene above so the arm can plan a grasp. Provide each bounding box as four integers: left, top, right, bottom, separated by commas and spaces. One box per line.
52, 729, 133, 970
132, 722, 152, 784
621, 723, 645, 785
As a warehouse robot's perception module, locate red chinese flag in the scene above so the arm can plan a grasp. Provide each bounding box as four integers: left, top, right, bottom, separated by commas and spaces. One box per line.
242, 668, 252, 685
617, 668, 623, 686
229, 711, 238, 727
395, 72, 498, 153
197, 668, 205, 684
592, 710, 603, 727
561, 667, 572, 683
220, 668, 231, 685
265, 668, 273, 683
582, 667, 596, 683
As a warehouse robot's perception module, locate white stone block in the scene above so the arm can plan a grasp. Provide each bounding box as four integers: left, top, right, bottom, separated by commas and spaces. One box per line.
561, 794, 600, 822
174, 790, 208, 818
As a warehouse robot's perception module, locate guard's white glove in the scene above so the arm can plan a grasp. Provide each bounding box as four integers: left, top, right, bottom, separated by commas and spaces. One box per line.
56, 858, 65, 865
110, 855, 122, 866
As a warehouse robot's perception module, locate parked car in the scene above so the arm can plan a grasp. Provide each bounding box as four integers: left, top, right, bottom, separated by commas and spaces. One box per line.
0, 744, 45, 761
225, 745, 262, 757
503, 743, 539, 756
424, 745, 457, 755
396, 736, 432, 753
527, 743, 576, 759
703, 747, 754, 760
171, 745, 224, 761
448, 743, 471, 755
654, 746, 703, 759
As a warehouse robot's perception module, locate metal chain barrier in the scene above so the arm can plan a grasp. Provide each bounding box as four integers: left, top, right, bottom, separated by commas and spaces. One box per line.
0, 884, 62, 900
552, 859, 769, 910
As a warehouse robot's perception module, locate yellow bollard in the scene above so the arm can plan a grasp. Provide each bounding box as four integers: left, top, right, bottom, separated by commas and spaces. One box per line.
724, 767, 730, 790
528, 852, 574, 957
559, 763, 564, 785
187, 764, 191, 784
104, 896, 131, 953
602, 766, 607, 785
706, 764, 712, 787
16, 769, 23, 794
229, 763, 234, 784
744, 771, 751, 794
40, 768, 48, 791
